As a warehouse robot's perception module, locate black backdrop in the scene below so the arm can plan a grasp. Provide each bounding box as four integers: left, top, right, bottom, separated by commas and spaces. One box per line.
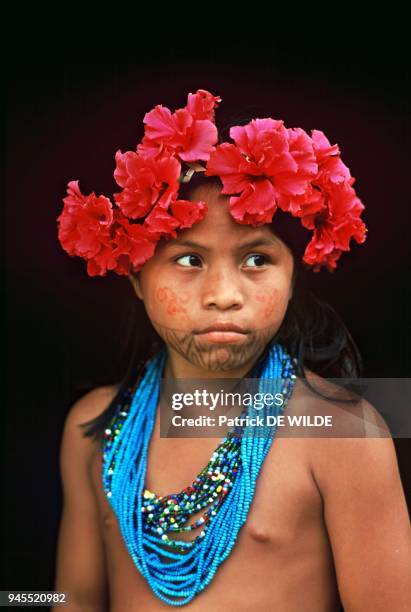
3, 37, 410, 595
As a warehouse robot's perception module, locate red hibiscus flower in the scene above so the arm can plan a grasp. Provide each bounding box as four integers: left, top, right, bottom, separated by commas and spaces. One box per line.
170, 199, 208, 228
137, 89, 219, 163
276, 184, 325, 220
303, 239, 344, 273
275, 130, 367, 270
57, 181, 122, 277
302, 180, 367, 272
205, 118, 318, 226
143, 198, 208, 240
85, 243, 122, 277
275, 131, 345, 222
143, 203, 181, 240
57, 181, 114, 260
57, 181, 160, 276
113, 150, 181, 219
225, 180, 277, 226
311, 130, 351, 189
301, 164, 365, 232
110, 211, 159, 274
186, 89, 222, 121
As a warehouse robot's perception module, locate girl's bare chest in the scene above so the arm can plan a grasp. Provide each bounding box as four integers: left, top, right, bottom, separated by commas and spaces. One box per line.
88, 437, 337, 610
90, 434, 322, 550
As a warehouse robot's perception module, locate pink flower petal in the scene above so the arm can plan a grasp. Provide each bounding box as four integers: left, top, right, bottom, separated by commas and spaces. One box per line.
229, 179, 276, 226
179, 120, 218, 162
143, 105, 178, 140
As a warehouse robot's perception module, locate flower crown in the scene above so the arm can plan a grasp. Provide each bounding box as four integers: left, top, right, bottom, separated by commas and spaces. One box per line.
57, 89, 367, 276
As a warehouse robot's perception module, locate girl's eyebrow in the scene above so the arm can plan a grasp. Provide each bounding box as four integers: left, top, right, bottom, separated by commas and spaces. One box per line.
167, 237, 280, 252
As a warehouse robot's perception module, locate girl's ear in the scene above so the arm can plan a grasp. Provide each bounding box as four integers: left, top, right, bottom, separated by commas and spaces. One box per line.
128, 272, 144, 300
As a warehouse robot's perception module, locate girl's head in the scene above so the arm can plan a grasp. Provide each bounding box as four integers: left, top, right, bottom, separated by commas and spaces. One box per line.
128, 176, 296, 374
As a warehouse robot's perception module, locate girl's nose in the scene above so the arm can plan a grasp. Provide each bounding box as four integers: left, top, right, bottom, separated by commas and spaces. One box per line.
201, 269, 244, 311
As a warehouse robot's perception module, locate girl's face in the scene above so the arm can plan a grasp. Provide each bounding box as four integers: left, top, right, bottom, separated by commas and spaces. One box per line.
129, 183, 294, 376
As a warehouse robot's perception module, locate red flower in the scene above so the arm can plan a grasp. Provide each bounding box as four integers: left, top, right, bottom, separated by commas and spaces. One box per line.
57, 181, 121, 277
57, 181, 114, 260
276, 184, 325, 220
111, 211, 159, 273
57, 181, 160, 276
113, 150, 181, 219
186, 89, 222, 121
303, 239, 343, 273
85, 243, 122, 277
143, 203, 181, 240
311, 130, 351, 189
302, 181, 367, 272
137, 89, 219, 163
205, 118, 317, 225
226, 180, 277, 226
274, 130, 367, 270
170, 199, 208, 228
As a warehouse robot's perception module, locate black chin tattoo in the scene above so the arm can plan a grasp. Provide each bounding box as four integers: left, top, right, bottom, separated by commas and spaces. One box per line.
153, 324, 277, 373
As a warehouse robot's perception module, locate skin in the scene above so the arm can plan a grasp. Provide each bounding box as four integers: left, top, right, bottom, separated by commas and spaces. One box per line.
53, 182, 411, 611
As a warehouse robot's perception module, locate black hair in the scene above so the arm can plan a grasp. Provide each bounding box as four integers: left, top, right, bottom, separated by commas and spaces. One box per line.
78, 108, 365, 442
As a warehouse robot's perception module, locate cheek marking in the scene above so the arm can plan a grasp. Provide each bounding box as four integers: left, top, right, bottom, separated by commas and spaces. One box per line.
156, 287, 171, 303
154, 286, 191, 322
255, 289, 282, 318
167, 302, 186, 315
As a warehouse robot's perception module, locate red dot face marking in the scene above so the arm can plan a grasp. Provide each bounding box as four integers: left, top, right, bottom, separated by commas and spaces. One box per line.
156, 287, 169, 303
153, 286, 192, 326
255, 288, 282, 319
167, 301, 186, 315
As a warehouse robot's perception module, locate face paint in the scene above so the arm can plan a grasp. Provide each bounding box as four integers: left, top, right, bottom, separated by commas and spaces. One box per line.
254, 288, 283, 319
155, 287, 190, 317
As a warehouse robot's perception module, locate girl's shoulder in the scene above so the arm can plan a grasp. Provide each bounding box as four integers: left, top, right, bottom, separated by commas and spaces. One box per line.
67, 385, 121, 424
294, 367, 389, 437
61, 385, 121, 460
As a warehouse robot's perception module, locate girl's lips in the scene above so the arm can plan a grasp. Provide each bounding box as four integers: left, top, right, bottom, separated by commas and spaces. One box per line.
194, 331, 248, 343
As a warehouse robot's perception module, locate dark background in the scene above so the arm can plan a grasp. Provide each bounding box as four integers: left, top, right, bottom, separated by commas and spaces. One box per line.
3, 34, 410, 597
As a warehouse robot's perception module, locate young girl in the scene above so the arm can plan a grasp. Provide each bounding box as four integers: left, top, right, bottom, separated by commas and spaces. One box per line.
53, 90, 411, 610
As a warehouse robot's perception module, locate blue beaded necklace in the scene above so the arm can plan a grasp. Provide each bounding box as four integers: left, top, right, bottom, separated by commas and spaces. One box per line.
102, 341, 297, 606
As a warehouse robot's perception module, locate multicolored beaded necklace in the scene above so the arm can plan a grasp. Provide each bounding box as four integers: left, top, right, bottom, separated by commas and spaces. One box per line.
102, 342, 297, 606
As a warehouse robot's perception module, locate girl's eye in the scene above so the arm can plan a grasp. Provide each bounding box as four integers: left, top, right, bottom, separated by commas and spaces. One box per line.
244, 254, 269, 267
175, 254, 202, 268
